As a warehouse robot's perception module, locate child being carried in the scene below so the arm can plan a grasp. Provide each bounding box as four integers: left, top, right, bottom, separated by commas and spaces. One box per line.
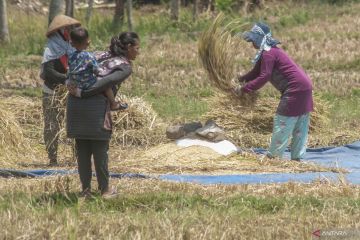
67, 27, 127, 111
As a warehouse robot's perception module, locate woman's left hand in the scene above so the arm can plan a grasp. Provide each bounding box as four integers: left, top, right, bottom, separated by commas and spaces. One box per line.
66, 81, 81, 97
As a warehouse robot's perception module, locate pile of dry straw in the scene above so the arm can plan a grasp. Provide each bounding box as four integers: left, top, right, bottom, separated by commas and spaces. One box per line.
49, 88, 165, 148
0, 87, 165, 167
0, 105, 35, 167
120, 141, 336, 174
202, 92, 329, 148
112, 95, 166, 147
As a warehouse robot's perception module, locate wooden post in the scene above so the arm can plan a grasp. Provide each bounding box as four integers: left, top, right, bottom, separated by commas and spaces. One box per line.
0, 0, 9, 42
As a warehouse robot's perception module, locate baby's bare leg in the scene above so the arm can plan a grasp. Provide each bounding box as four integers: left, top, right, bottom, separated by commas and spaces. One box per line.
104, 88, 120, 110
104, 88, 116, 105
104, 88, 128, 111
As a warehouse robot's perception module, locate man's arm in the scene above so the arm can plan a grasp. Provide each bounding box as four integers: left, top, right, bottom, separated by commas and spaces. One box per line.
42, 60, 67, 85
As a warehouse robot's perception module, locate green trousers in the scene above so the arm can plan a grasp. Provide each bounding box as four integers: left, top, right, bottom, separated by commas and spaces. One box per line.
268, 113, 310, 160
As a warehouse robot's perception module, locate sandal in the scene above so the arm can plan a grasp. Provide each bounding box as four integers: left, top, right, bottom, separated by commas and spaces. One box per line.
101, 189, 119, 199
111, 102, 128, 111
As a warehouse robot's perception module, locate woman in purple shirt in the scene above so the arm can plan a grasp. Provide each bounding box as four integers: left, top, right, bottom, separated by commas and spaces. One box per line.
239, 22, 313, 161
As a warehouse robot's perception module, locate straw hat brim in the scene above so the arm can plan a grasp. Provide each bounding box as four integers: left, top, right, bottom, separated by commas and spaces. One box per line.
46, 14, 81, 37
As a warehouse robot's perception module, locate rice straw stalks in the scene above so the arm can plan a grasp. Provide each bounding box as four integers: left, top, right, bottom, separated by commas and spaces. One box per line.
203, 92, 330, 148
52, 85, 76, 160
0, 107, 35, 167
309, 93, 330, 132
0, 96, 43, 140
112, 95, 166, 147
198, 13, 256, 105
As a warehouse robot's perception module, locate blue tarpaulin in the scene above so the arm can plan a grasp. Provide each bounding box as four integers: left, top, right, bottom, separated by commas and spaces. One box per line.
160, 172, 360, 185
1, 141, 360, 185
160, 141, 360, 185
0, 169, 148, 179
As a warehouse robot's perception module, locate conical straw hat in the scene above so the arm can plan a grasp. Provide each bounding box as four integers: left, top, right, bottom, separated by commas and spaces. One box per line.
46, 14, 81, 37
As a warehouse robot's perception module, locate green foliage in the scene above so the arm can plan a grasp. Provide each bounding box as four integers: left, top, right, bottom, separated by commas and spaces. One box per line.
351, 88, 360, 97
0, 13, 45, 58
2, 191, 358, 216
135, 9, 211, 40
278, 10, 309, 28
329, 58, 360, 71
145, 94, 208, 120
215, 0, 235, 12
32, 192, 79, 209
319, 93, 360, 124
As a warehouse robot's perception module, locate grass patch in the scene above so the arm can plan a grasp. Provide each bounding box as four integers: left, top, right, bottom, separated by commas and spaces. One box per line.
1, 191, 356, 216
11, 87, 42, 98
278, 10, 310, 28
145, 94, 208, 120
1, 179, 360, 239
32, 192, 79, 209
321, 91, 360, 124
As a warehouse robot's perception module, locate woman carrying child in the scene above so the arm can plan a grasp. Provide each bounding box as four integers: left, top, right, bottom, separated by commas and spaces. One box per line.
66, 31, 140, 198
67, 27, 127, 111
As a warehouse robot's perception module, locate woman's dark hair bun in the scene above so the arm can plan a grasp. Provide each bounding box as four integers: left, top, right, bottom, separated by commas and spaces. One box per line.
109, 32, 139, 56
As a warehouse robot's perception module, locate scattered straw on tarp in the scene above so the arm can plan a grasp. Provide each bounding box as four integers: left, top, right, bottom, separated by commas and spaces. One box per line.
202, 92, 331, 148
111, 142, 339, 174
112, 95, 167, 147
198, 13, 257, 105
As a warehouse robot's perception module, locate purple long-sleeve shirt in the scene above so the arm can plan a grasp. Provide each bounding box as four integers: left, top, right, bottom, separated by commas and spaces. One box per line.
242, 47, 313, 116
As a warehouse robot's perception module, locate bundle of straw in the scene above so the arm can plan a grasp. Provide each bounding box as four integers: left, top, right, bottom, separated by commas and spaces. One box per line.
198, 13, 257, 105
112, 95, 166, 147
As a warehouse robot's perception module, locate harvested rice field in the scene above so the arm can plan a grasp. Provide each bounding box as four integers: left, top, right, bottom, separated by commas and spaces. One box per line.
1, 1, 360, 239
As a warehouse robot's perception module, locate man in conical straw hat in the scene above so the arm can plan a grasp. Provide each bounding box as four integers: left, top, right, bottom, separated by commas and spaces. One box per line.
40, 15, 81, 166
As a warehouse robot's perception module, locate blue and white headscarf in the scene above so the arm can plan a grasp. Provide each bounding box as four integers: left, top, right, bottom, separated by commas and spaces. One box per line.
41, 32, 75, 64
243, 22, 280, 64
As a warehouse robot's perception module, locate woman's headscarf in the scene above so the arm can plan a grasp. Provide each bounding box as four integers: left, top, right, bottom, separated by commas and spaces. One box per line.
243, 22, 280, 64
41, 31, 75, 64
42, 15, 80, 64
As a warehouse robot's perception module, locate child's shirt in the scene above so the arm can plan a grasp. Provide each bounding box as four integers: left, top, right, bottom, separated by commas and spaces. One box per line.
68, 50, 98, 90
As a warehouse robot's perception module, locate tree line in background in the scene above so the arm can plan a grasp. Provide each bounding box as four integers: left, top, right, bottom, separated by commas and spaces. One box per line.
0, 0, 352, 43
0, 0, 263, 43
